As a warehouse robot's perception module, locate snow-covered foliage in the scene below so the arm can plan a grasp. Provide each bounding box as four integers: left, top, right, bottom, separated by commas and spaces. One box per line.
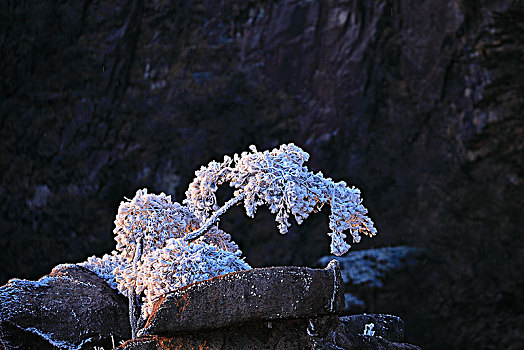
79, 252, 121, 290
81, 189, 248, 318
80, 143, 376, 322
113, 189, 198, 262
137, 238, 250, 317
318, 246, 422, 289
185, 144, 376, 255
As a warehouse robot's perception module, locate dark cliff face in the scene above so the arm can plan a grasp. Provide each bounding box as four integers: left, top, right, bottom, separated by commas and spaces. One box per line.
1, 1, 522, 349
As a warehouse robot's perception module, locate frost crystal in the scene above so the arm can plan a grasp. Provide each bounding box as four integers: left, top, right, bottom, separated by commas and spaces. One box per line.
363, 323, 375, 336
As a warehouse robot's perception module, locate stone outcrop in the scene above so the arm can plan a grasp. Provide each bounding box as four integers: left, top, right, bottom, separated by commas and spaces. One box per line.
121, 261, 420, 349
139, 260, 344, 336
122, 317, 342, 350
338, 314, 405, 343
0, 264, 130, 349
119, 315, 421, 350
0, 261, 421, 349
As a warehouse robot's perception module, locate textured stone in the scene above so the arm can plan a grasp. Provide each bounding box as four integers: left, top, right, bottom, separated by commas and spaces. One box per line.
139, 260, 344, 336
0, 264, 130, 349
118, 315, 420, 350
120, 317, 338, 350
339, 314, 405, 343
340, 335, 422, 350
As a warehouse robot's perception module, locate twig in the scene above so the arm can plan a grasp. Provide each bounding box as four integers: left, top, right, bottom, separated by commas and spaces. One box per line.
184, 192, 246, 242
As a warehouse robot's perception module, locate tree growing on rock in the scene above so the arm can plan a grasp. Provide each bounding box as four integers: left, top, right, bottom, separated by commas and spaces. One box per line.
80, 143, 377, 338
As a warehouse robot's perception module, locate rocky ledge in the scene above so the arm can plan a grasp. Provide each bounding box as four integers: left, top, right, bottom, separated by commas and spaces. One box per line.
0, 261, 420, 349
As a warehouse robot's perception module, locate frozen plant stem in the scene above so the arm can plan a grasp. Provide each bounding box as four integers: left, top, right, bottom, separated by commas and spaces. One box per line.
184, 192, 246, 243
129, 237, 143, 339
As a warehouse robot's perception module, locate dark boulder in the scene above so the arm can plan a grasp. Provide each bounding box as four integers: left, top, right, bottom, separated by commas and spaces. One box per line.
4, 1, 520, 347
139, 260, 345, 336
118, 314, 420, 350
0, 264, 130, 349
338, 314, 405, 343
121, 317, 339, 350
0, 260, 421, 349
337, 334, 423, 350
126, 260, 420, 349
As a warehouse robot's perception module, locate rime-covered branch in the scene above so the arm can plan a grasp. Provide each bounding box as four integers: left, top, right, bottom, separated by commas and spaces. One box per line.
184, 191, 246, 243
184, 143, 377, 256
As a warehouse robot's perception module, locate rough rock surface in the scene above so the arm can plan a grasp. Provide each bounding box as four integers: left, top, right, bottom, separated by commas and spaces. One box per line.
0, 260, 420, 349
131, 263, 420, 349
338, 314, 405, 343
119, 315, 420, 350
1, 0, 523, 348
123, 317, 341, 350
0, 264, 130, 349
139, 260, 345, 336
333, 314, 423, 350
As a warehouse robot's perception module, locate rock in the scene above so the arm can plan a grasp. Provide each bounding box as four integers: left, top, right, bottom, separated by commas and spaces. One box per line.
332, 314, 421, 350
132, 260, 420, 349
0, 261, 420, 349
139, 260, 345, 336
339, 314, 405, 343
120, 317, 339, 350
0, 264, 130, 349
340, 335, 422, 350
118, 315, 420, 350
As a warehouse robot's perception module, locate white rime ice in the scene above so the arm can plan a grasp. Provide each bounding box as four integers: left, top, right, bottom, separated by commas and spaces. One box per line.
80, 143, 376, 319
184, 143, 376, 253
80, 189, 247, 319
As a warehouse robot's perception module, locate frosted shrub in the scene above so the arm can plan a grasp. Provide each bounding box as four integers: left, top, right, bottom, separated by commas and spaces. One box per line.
82, 189, 245, 318
138, 238, 250, 317
80, 143, 376, 338
80, 252, 121, 290
112, 189, 198, 262
184, 144, 376, 255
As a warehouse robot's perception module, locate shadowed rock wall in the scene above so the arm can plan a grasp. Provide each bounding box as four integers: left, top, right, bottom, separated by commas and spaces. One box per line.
1, 0, 522, 348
